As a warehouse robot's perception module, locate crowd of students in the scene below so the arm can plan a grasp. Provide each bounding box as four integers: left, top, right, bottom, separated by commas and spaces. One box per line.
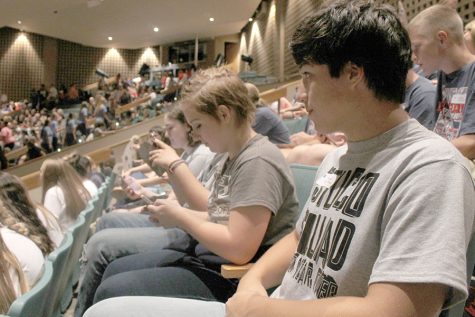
0, 69, 191, 169
2, 1, 475, 316
0, 152, 109, 314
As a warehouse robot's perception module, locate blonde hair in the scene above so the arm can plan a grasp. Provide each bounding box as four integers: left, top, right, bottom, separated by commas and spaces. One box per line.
0, 229, 28, 314
465, 20, 475, 43
40, 159, 90, 220
409, 4, 464, 45
0, 172, 54, 255
181, 67, 255, 125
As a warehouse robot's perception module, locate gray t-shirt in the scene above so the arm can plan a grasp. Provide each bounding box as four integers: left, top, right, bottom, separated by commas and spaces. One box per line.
434, 61, 475, 140
253, 107, 291, 144
207, 134, 299, 247
273, 119, 475, 309
181, 144, 214, 177
403, 75, 436, 130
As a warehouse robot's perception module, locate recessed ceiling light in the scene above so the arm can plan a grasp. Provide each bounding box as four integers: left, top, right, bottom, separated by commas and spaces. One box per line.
153, 27, 159, 32
17, 20, 22, 24
108, 36, 113, 41
248, 18, 253, 22
209, 17, 215, 22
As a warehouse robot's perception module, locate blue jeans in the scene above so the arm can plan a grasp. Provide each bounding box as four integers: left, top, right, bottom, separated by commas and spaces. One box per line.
92, 248, 238, 305
95, 212, 154, 231
74, 225, 190, 317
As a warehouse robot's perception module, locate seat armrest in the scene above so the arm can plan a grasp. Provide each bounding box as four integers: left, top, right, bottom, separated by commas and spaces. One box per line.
221, 263, 254, 279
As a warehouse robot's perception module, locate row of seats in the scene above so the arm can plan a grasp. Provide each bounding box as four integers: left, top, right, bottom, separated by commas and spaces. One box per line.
2, 174, 116, 317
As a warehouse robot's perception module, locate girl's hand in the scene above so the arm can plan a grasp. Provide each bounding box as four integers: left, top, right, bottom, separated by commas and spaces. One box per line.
142, 199, 182, 228
149, 139, 180, 169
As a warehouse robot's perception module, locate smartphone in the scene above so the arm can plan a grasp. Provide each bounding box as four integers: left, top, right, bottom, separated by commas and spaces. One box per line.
138, 142, 167, 176
124, 176, 154, 204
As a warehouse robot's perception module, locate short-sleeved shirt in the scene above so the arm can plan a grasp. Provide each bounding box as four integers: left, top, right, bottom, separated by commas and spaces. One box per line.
403, 75, 437, 130
1, 227, 44, 296
207, 134, 299, 247
253, 107, 291, 144
273, 119, 475, 309
433, 61, 475, 140
181, 144, 214, 177
0, 126, 15, 145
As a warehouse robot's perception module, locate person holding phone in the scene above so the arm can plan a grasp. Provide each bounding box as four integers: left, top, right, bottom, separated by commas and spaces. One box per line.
74, 106, 214, 316
75, 67, 299, 316
84, 66, 300, 309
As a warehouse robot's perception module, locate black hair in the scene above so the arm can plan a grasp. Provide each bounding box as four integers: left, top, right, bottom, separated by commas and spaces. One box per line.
290, 0, 412, 103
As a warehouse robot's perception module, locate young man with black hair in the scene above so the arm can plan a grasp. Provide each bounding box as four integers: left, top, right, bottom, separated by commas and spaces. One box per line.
83, 2, 475, 316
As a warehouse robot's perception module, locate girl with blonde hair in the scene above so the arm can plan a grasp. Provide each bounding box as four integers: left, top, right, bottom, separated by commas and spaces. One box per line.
41, 158, 91, 232
0, 172, 62, 248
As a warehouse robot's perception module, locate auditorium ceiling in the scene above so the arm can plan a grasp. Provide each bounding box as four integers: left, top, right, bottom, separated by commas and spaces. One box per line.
0, 0, 260, 48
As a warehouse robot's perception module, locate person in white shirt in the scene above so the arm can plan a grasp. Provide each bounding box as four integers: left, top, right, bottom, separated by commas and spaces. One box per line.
40, 159, 90, 232
0, 226, 44, 314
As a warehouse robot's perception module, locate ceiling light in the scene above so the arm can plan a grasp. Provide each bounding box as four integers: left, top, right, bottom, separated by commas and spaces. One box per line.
153, 27, 159, 32
248, 18, 253, 22
209, 17, 215, 22
17, 20, 22, 24
108, 36, 113, 41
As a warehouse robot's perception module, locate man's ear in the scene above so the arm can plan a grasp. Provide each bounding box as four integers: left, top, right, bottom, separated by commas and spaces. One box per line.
436, 30, 449, 46
345, 62, 364, 87
217, 105, 232, 122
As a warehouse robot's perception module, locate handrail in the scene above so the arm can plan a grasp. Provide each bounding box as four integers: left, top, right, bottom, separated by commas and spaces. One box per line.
21, 146, 115, 190
115, 96, 152, 116
8, 115, 164, 178
260, 79, 300, 104
0, 109, 21, 120
82, 77, 117, 92
5, 146, 27, 161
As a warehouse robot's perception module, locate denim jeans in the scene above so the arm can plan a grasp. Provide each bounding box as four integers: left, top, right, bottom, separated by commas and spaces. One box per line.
74, 225, 190, 317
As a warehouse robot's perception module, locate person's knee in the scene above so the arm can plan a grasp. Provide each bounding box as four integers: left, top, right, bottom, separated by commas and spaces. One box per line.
96, 212, 124, 231
85, 229, 118, 262
93, 274, 134, 303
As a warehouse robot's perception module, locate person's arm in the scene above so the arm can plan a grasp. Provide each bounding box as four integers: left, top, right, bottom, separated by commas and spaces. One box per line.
150, 139, 209, 210
123, 163, 152, 176
452, 134, 475, 160
145, 202, 272, 265
226, 281, 446, 317
289, 132, 321, 146
236, 230, 299, 296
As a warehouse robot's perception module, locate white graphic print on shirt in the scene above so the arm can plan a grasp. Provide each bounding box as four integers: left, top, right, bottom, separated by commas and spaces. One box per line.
287, 166, 379, 298
434, 87, 467, 141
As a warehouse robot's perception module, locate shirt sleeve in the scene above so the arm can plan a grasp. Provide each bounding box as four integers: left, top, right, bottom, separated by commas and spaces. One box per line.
370, 160, 475, 309
460, 86, 475, 136
229, 158, 289, 215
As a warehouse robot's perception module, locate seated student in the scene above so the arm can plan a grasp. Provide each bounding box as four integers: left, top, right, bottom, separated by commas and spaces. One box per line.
0, 227, 44, 314
285, 131, 346, 166
123, 104, 214, 188
0, 172, 62, 248
83, 2, 475, 317
0, 223, 44, 314
74, 67, 299, 316
65, 153, 99, 197
40, 159, 91, 232
403, 67, 437, 130
409, 4, 475, 162
245, 83, 291, 144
